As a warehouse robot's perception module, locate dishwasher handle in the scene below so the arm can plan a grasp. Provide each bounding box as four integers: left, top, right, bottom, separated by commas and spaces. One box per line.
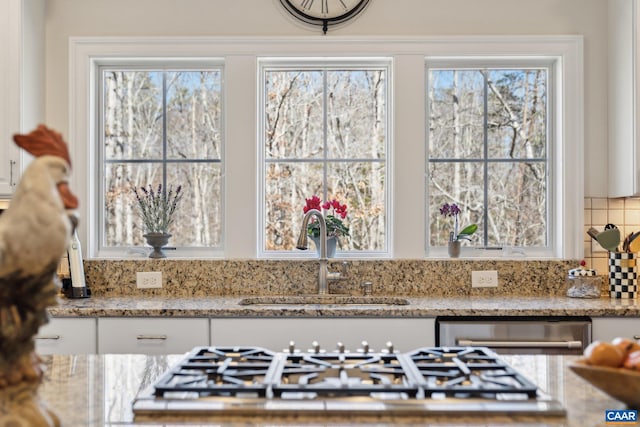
457, 339, 584, 349
136, 334, 168, 340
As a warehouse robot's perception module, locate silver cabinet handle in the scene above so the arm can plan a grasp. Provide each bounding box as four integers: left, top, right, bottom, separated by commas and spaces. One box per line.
36, 335, 61, 340
136, 334, 167, 340
457, 339, 583, 349
9, 160, 16, 187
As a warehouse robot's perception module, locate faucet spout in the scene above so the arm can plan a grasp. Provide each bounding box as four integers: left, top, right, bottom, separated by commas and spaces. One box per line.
296, 208, 330, 294
296, 209, 327, 257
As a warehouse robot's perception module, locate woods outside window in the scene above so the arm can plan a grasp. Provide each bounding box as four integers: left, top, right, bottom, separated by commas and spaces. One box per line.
259, 59, 391, 257
427, 60, 553, 253
98, 62, 224, 254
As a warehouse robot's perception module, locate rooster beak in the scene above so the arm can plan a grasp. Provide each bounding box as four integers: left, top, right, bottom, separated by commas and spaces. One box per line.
57, 182, 78, 210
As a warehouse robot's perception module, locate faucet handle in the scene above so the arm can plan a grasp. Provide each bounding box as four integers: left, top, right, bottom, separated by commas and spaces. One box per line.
327, 261, 349, 283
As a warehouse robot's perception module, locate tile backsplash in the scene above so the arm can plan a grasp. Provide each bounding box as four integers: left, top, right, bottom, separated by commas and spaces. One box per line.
584, 197, 640, 274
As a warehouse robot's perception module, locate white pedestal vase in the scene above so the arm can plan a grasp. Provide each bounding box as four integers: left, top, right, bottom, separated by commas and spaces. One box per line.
310, 235, 337, 258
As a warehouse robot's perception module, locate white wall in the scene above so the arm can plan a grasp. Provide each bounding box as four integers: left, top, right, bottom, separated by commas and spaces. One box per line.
45, 0, 608, 197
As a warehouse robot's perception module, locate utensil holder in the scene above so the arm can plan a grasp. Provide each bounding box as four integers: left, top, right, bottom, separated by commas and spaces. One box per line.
608, 252, 638, 299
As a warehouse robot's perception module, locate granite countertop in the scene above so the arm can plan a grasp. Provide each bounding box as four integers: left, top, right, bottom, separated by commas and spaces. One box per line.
49, 295, 640, 317
38, 353, 625, 426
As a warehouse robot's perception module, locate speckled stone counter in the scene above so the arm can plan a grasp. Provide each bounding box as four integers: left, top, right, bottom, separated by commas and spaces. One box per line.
38, 353, 625, 426
49, 295, 640, 317
62, 258, 640, 318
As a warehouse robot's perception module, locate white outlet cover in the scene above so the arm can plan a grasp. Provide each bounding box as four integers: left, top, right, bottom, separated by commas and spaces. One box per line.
137, 271, 162, 289
471, 270, 498, 288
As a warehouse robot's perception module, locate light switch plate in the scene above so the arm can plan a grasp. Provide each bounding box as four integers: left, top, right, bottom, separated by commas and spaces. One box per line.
471, 270, 498, 288
137, 271, 162, 289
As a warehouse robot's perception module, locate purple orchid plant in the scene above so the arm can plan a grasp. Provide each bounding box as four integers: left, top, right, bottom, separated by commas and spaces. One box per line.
439, 202, 478, 242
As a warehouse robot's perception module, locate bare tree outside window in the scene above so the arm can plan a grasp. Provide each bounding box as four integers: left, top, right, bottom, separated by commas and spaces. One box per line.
101, 67, 223, 249
428, 67, 549, 249
262, 62, 389, 253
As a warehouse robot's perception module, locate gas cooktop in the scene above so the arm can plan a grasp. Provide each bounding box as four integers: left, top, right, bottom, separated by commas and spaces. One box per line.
132, 344, 565, 417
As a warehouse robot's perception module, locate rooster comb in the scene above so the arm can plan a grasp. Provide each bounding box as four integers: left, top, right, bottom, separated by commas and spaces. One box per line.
13, 124, 72, 167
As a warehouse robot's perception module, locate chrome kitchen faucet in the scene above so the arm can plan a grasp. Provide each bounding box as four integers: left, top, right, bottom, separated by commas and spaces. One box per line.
296, 209, 347, 295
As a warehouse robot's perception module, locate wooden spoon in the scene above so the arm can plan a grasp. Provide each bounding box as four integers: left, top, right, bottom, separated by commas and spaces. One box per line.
629, 231, 640, 253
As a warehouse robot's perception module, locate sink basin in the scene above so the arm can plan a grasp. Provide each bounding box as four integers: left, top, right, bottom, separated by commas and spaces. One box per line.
238, 295, 410, 306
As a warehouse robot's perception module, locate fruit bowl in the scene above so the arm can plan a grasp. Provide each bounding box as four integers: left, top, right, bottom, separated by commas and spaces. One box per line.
569, 358, 640, 408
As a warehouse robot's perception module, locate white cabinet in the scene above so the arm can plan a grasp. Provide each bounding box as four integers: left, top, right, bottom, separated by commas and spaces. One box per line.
98, 318, 209, 354
608, 0, 640, 196
210, 318, 435, 352
592, 317, 640, 342
35, 317, 97, 354
0, 0, 44, 197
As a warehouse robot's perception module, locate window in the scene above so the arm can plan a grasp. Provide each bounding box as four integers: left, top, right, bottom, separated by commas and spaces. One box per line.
259, 59, 391, 257
71, 37, 582, 259
98, 62, 224, 254
427, 60, 552, 252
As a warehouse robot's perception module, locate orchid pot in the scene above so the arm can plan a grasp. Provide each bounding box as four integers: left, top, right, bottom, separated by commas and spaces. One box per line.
448, 240, 461, 258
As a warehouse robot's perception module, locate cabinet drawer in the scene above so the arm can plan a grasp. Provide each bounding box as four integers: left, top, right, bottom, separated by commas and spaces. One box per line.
592, 317, 640, 342
98, 318, 209, 354
36, 318, 97, 354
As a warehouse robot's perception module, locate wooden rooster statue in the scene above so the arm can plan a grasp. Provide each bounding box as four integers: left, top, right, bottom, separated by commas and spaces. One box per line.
0, 125, 78, 427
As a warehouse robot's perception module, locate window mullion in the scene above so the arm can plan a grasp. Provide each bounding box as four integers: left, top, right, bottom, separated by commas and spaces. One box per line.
162, 71, 168, 195
322, 68, 328, 200
482, 69, 489, 248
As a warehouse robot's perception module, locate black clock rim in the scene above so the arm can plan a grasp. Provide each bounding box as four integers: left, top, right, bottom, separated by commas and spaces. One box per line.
279, 0, 370, 27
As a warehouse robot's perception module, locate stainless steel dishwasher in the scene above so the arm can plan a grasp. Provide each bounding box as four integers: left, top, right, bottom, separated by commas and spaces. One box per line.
436, 316, 592, 355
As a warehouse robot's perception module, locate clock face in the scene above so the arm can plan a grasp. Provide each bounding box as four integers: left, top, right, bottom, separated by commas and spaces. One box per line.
279, 0, 371, 33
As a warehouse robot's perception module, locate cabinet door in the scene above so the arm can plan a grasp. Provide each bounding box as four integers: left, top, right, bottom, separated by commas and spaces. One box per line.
0, 0, 20, 196
608, 0, 640, 196
592, 317, 640, 342
0, 0, 44, 197
98, 318, 209, 354
36, 318, 97, 354
210, 318, 435, 352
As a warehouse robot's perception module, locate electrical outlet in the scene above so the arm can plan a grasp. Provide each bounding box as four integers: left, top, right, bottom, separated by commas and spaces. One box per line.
137, 271, 162, 289
471, 270, 498, 288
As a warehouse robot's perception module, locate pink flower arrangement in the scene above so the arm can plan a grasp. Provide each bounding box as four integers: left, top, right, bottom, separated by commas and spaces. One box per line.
304, 195, 349, 238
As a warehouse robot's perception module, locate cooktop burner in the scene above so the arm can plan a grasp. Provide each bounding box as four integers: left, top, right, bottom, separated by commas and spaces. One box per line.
153, 346, 275, 397
133, 344, 565, 418
405, 347, 539, 398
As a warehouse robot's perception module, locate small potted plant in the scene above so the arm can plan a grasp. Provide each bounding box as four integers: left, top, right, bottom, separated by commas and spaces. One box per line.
303, 195, 349, 257
133, 183, 183, 258
440, 202, 477, 258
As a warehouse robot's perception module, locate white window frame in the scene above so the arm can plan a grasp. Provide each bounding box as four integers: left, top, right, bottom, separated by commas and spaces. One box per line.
426, 58, 557, 258
69, 36, 583, 260
257, 58, 393, 259
95, 59, 226, 258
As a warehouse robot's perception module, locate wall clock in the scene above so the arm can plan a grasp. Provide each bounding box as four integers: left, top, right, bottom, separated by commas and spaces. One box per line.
279, 0, 371, 34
